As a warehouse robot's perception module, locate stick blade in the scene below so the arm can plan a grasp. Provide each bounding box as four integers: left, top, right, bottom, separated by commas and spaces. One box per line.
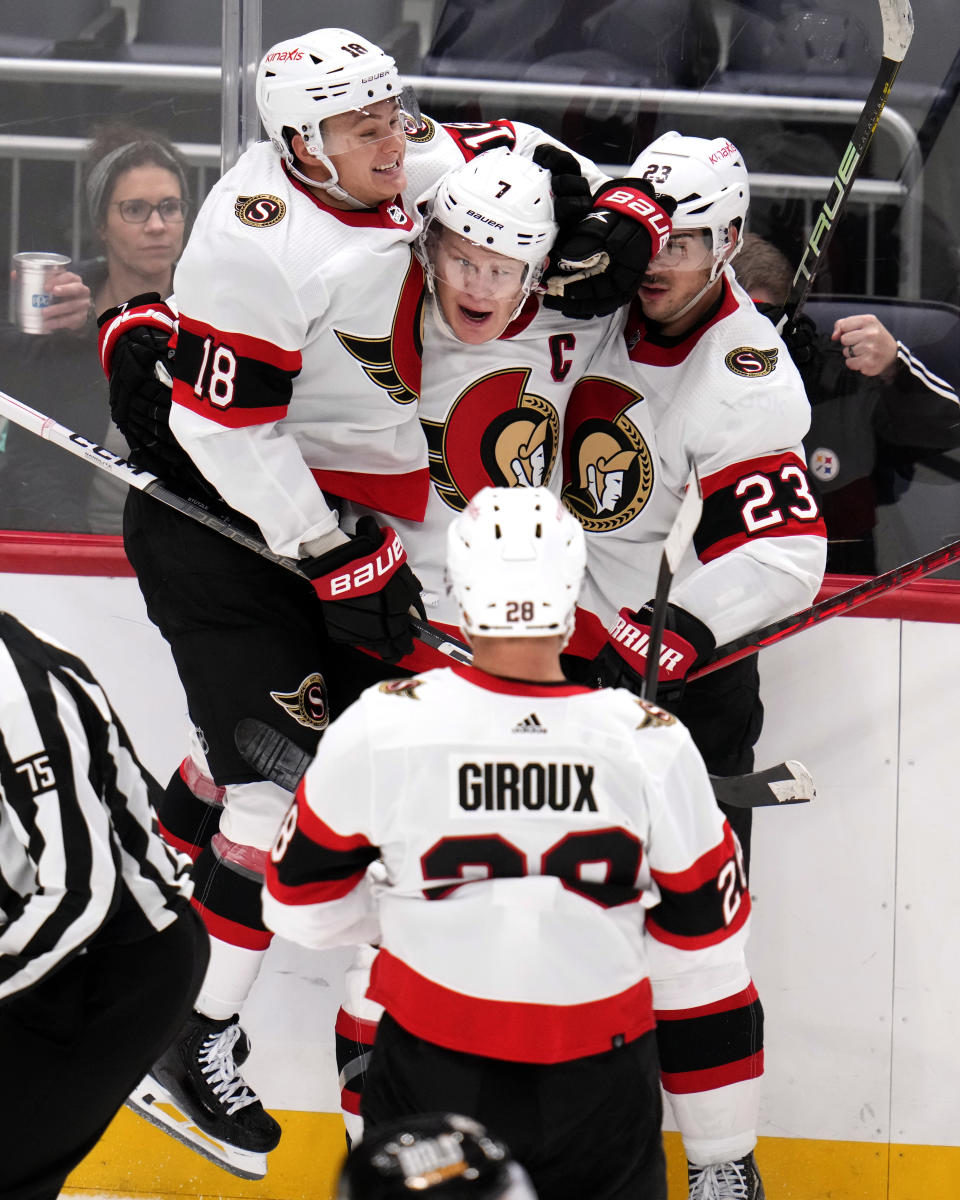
711, 760, 816, 808
234, 717, 312, 792
879, 0, 914, 61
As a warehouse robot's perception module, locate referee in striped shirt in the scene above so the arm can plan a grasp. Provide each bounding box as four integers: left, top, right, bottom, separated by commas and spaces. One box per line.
0, 611, 209, 1200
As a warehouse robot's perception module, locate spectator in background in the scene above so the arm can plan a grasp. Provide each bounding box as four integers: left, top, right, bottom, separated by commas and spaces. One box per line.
0, 123, 188, 535
735, 232, 960, 574
0, 610, 207, 1200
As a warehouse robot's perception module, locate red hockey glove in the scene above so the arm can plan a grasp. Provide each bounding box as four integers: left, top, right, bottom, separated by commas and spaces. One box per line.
541, 179, 675, 319
302, 517, 426, 663
592, 601, 715, 710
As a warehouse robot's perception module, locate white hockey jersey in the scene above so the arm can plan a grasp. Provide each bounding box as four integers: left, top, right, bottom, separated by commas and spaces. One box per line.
341, 296, 611, 661
263, 664, 763, 1163
562, 270, 828, 653
168, 119, 602, 559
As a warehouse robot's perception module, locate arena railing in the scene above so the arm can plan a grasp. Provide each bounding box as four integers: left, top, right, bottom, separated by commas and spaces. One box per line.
0, 56, 923, 298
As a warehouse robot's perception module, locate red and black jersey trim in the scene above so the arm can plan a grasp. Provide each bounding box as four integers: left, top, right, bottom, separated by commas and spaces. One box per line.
190, 845, 272, 950
441, 120, 518, 161
656, 983, 764, 1094
646, 823, 750, 949
171, 314, 302, 429
624, 278, 739, 367
265, 789, 379, 906
695, 451, 827, 563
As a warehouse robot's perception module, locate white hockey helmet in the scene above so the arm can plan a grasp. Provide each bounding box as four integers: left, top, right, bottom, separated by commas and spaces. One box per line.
256, 28, 415, 201
447, 486, 586, 642
429, 148, 558, 269
630, 131, 749, 281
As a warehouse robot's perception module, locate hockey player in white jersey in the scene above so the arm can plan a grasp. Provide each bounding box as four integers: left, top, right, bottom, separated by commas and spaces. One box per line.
548, 132, 827, 872
100, 27, 617, 1179
263, 487, 767, 1200
339, 145, 671, 670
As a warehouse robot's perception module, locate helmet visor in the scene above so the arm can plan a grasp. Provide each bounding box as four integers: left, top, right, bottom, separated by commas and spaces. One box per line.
648, 229, 714, 272
320, 90, 420, 158
424, 221, 532, 301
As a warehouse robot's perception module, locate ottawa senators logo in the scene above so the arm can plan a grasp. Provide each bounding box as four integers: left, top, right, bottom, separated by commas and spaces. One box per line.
724, 346, 779, 377
423, 368, 560, 512
269, 672, 329, 730
560, 377, 654, 532
378, 678, 424, 699
634, 698, 676, 729
334, 255, 424, 406
234, 194, 287, 228
403, 114, 436, 143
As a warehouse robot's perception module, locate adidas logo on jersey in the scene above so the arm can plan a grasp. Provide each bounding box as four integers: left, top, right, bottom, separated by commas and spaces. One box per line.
512, 712, 547, 734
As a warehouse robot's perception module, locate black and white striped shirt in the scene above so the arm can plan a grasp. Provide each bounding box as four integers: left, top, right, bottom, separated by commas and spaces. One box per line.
0, 612, 193, 1002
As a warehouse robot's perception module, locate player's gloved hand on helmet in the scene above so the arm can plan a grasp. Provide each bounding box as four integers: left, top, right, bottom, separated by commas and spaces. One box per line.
531, 143, 593, 231
302, 516, 426, 663
541, 179, 676, 320
592, 600, 715, 711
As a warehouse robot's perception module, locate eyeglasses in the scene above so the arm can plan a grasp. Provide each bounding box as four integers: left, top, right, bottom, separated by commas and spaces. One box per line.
113, 197, 189, 224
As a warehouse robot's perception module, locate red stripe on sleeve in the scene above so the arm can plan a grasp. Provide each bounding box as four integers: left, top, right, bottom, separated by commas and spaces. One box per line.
661, 1050, 764, 1094
655, 982, 759, 1022
177, 314, 302, 372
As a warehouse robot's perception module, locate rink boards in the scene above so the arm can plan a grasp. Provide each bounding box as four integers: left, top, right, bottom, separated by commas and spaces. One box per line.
2, 551, 958, 1200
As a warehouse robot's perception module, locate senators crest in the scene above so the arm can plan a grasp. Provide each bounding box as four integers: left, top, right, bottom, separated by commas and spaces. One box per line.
270, 672, 329, 730
560, 376, 654, 532
334, 255, 424, 406
634, 698, 676, 729
422, 368, 560, 512
235, 194, 286, 228
724, 346, 779, 377
378, 678, 424, 699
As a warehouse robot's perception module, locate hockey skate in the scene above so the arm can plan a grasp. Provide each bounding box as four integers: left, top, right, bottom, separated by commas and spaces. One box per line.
688, 1152, 765, 1199
126, 1011, 281, 1179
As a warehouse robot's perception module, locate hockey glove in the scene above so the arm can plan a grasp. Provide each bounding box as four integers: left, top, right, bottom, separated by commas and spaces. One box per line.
592, 601, 715, 711
531, 143, 593, 231
541, 179, 675, 319
755, 302, 819, 368
97, 294, 222, 502
302, 516, 426, 663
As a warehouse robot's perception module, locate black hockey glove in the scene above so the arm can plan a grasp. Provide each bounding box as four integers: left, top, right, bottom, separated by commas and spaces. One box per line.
531, 143, 593, 231
541, 179, 676, 320
302, 517, 426, 664
592, 600, 715, 712
97, 294, 221, 502
755, 302, 818, 368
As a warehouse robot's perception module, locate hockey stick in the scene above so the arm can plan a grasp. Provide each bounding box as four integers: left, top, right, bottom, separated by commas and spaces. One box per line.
642, 468, 703, 701
689, 532, 960, 681
0, 388, 472, 665
234, 716, 813, 809
779, 0, 914, 331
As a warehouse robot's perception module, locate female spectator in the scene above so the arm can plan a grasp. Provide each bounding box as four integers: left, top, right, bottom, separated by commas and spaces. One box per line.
0, 123, 189, 534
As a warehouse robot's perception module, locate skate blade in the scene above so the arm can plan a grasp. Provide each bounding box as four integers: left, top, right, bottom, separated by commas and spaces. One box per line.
126, 1075, 269, 1181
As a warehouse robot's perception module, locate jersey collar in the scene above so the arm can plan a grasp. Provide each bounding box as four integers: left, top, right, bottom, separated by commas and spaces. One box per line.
452, 663, 593, 697
624, 273, 739, 366
283, 163, 414, 231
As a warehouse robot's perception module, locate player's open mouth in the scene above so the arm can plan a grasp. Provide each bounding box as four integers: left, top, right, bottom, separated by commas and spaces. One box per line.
373, 159, 401, 173
458, 305, 493, 323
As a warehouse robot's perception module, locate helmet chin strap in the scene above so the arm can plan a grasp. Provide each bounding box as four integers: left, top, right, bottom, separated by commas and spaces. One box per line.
651, 237, 740, 327
285, 154, 368, 211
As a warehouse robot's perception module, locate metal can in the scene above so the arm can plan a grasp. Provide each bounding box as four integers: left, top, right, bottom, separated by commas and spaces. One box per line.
13, 252, 71, 334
